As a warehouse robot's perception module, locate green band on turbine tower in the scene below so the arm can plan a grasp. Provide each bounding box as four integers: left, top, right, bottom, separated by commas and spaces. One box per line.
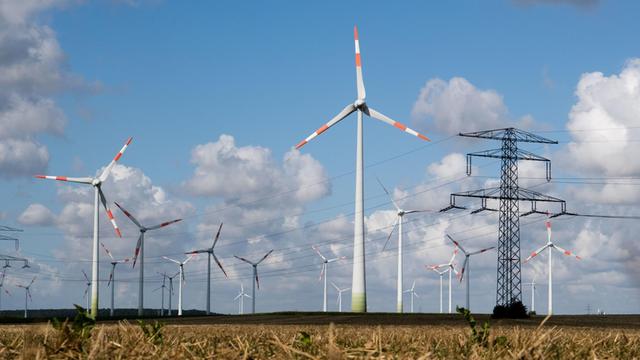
351, 293, 366, 312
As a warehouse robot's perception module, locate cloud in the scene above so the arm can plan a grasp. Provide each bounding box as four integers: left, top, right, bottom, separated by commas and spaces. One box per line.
184, 134, 330, 203
411, 77, 509, 135
18, 203, 55, 226
0, 1, 93, 179
512, 0, 598, 7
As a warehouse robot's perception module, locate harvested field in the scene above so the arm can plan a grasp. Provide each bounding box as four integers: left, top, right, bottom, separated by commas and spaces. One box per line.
1, 313, 640, 359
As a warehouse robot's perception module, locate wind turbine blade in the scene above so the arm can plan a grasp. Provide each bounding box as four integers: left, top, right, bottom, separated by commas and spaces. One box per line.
404, 209, 433, 214
147, 218, 182, 230
294, 104, 357, 149
100, 242, 115, 261
234, 255, 253, 265
257, 250, 273, 264
354, 25, 366, 100
27, 289, 32, 301
375, 177, 400, 210
382, 217, 399, 252
546, 219, 552, 243
34, 175, 93, 184
255, 269, 260, 289
29, 277, 36, 287
107, 271, 113, 287
411, 280, 416, 291
212, 253, 228, 278
318, 263, 325, 281
82, 270, 90, 282
449, 248, 459, 264
459, 257, 469, 282
212, 223, 223, 249
183, 254, 195, 265
114, 202, 143, 229
331, 281, 340, 291
469, 246, 496, 256
552, 244, 582, 260
132, 233, 143, 268
163, 256, 181, 264
234, 293, 242, 300
446, 234, 467, 254
366, 107, 430, 141
98, 189, 121, 237
524, 244, 550, 263
312, 245, 327, 262
98, 137, 133, 182
83, 286, 89, 298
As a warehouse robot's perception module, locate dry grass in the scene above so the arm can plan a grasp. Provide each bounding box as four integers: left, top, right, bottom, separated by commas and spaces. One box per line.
0, 320, 639, 359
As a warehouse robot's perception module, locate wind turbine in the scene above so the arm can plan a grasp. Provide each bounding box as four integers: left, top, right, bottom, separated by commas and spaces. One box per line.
166, 271, 178, 316
429, 247, 458, 314
153, 272, 167, 316
81, 270, 91, 311
115, 202, 182, 317
403, 280, 419, 313
312, 245, 345, 312
0, 270, 10, 311
16, 277, 35, 319
428, 267, 447, 313
234, 283, 251, 315
163, 255, 194, 316
377, 178, 431, 313
294, 27, 430, 312
524, 216, 581, 315
234, 250, 273, 314
524, 279, 537, 313
186, 223, 228, 315
446, 235, 495, 311
35, 137, 131, 318
101, 242, 130, 317
331, 281, 350, 312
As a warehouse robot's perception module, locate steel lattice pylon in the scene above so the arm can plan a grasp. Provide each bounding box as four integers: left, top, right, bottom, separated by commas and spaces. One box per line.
441, 128, 563, 307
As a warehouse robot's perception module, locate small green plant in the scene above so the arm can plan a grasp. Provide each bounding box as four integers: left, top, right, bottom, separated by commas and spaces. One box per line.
137, 319, 165, 345
50, 304, 96, 351
457, 306, 490, 347
295, 331, 313, 349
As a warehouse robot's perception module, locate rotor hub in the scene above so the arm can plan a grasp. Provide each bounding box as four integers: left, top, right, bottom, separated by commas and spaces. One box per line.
354, 99, 366, 108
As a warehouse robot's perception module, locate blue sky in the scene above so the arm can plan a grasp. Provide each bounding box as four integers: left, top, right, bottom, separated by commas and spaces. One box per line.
1, 0, 640, 315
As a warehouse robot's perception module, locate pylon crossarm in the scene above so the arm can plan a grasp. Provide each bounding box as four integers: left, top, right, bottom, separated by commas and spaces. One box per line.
459, 128, 558, 144
450, 187, 565, 203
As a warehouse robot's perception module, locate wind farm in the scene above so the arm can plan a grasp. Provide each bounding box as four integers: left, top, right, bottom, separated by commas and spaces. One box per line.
1, 1, 640, 358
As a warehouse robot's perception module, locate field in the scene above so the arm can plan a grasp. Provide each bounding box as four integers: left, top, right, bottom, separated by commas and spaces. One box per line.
1, 312, 640, 359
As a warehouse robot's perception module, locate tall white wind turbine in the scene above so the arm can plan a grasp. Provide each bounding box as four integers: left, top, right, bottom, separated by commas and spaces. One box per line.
186, 223, 228, 315
446, 235, 495, 311
115, 202, 182, 317
524, 279, 537, 313
166, 272, 178, 316
101, 242, 130, 317
234, 250, 273, 314
403, 280, 419, 313
428, 267, 447, 313
163, 255, 195, 316
16, 277, 35, 319
294, 27, 430, 312
331, 281, 350, 312
429, 247, 458, 314
81, 270, 91, 310
234, 283, 251, 315
524, 216, 581, 315
377, 178, 431, 313
35, 137, 131, 318
312, 245, 345, 312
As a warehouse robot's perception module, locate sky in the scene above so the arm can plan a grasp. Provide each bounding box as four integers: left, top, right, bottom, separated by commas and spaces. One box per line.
1, 0, 640, 315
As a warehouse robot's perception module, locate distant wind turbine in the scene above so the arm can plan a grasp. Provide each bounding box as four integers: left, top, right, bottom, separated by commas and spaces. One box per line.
16, 277, 36, 319
428, 267, 447, 314
234, 250, 273, 314
293, 27, 430, 312
403, 280, 419, 313
0, 270, 10, 311
81, 270, 91, 311
234, 283, 251, 315
101, 242, 130, 317
377, 178, 431, 313
524, 279, 537, 313
331, 282, 350, 312
312, 245, 345, 312
446, 235, 495, 311
524, 216, 581, 315
428, 246, 458, 313
186, 223, 228, 315
115, 202, 182, 317
163, 255, 195, 316
35, 137, 132, 317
